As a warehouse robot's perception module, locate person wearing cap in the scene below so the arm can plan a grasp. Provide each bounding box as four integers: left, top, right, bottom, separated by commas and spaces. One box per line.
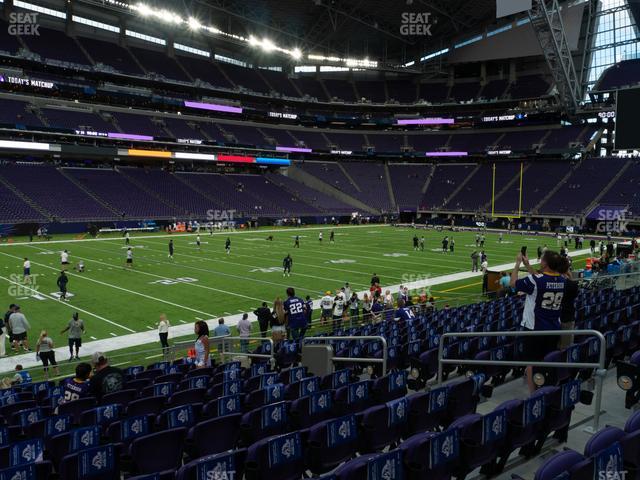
61, 312, 85, 361
8, 306, 30, 352
89, 352, 124, 400
320, 291, 334, 326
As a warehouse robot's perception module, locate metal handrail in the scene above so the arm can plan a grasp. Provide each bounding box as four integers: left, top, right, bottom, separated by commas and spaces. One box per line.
303, 335, 388, 376
436, 329, 607, 433
170, 335, 275, 364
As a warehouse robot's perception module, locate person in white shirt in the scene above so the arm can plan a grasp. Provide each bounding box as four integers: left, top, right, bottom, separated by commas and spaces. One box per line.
196, 235, 201, 251
319, 232, 323, 242
332, 291, 345, 329
125, 248, 133, 269
158, 314, 170, 356
23, 258, 31, 283
320, 291, 334, 326
343, 283, 351, 301
481, 259, 489, 295
60, 250, 69, 270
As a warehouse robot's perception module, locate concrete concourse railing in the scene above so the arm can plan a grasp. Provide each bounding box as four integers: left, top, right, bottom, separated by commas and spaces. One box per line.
437, 329, 607, 434
303, 336, 388, 376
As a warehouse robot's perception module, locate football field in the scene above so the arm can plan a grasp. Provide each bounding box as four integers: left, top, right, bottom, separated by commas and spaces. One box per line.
0, 225, 587, 378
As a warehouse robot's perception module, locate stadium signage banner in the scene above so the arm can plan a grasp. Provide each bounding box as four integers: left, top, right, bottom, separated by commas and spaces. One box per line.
0, 74, 54, 89
75, 130, 108, 138
268, 111, 298, 120
426, 151, 468, 157
397, 117, 454, 125
481, 113, 526, 123
184, 100, 243, 114
330, 150, 353, 155
487, 150, 512, 155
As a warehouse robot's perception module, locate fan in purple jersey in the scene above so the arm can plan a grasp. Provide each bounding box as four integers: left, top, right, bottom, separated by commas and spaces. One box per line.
395, 299, 416, 323
511, 250, 565, 393
284, 287, 307, 341
61, 363, 92, 403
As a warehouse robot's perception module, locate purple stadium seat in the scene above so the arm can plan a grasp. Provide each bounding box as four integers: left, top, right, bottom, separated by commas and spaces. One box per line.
289, 389, 334, 429
307, 414, 359, 474
202, 394, 242, 419
167, 388, 206, 408
106, 414, 152, 448
186, 414, 242, 458
58, 443, 120, 480
126, 396, 166, 417
129, 427, 187, 475
101, 389, 137, 407
406, 386, 449, 434
359, 397, 408, 452
334, 449, 404, 480
245, 431, 305, 480
176, 450, 247, 480
400, 429, 459, 480
531, 450, 587, 480
57, 398, 97, 424
334, 380, 373, 415
240, 401, 290, 445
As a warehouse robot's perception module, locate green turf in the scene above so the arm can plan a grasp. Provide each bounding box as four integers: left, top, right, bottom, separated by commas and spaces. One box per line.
0, 225, 588, 380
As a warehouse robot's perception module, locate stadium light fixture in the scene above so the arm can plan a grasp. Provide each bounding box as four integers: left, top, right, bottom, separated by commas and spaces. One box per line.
130, 2, 303, 61
187, 17, 202, 30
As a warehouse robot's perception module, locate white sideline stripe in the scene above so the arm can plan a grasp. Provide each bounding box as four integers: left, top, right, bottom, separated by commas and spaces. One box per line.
0, 225, 385, 247
0, 247, 593, 372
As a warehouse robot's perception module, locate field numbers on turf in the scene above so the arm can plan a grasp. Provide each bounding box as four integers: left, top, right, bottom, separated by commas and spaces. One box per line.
383, 253, 408, 257
327, 259, 356, 264
50, 292, 75, 300
249, 267, 282, 273
149, 277, 198, 285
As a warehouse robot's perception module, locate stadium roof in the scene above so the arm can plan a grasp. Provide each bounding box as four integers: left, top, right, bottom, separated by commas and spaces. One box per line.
154, 0, 500, 64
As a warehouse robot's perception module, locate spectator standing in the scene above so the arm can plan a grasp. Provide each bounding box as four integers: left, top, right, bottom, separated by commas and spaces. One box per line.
481, 259, 489, 295
60, 312, 85, 360
157, 314, 170, 357
89, 352, 124, 400
36, 330, 59, 380
253, 302, 272, 338
510, 250, 565, 392
283, 287, 307, 341
305, 296, 313, 327
271, 298, 287, 343
237, 313, 252, 353
370, 273, 380, 286
471, 251, 479, 272
349, 292, 359, 323
193, 320, 211, 367
320, 291, 334, 326
213, 318, 230, 355
362, 293, 372, 322
8, 306, 30, 352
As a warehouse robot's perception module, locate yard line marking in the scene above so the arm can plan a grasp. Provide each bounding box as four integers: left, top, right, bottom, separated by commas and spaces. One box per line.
90, 336, 97, 340
224, 312, 232, 315
146, 326, 154, 330
0, 274, 135, 333
8, 248, 232, 317
109, 333, 117, 337
28, 244, 271, 305
179, 320, 187, 324
195, 317, 203, 320
145, 354, 163, 360
237, 309, 245, 313
129, 239, 372, 289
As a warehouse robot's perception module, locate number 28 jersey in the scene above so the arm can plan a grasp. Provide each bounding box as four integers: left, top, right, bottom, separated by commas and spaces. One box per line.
516, 273, 566, 331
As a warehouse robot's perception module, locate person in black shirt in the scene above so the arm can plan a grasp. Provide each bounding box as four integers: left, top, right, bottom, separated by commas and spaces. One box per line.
558, 257, 579, 349
168, 239, 174, 260
283, 254, 293, 277
89, 352, 124, 400
57, 271, 69, 301
253, 302, 272, 338
370, 273, 380, 286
